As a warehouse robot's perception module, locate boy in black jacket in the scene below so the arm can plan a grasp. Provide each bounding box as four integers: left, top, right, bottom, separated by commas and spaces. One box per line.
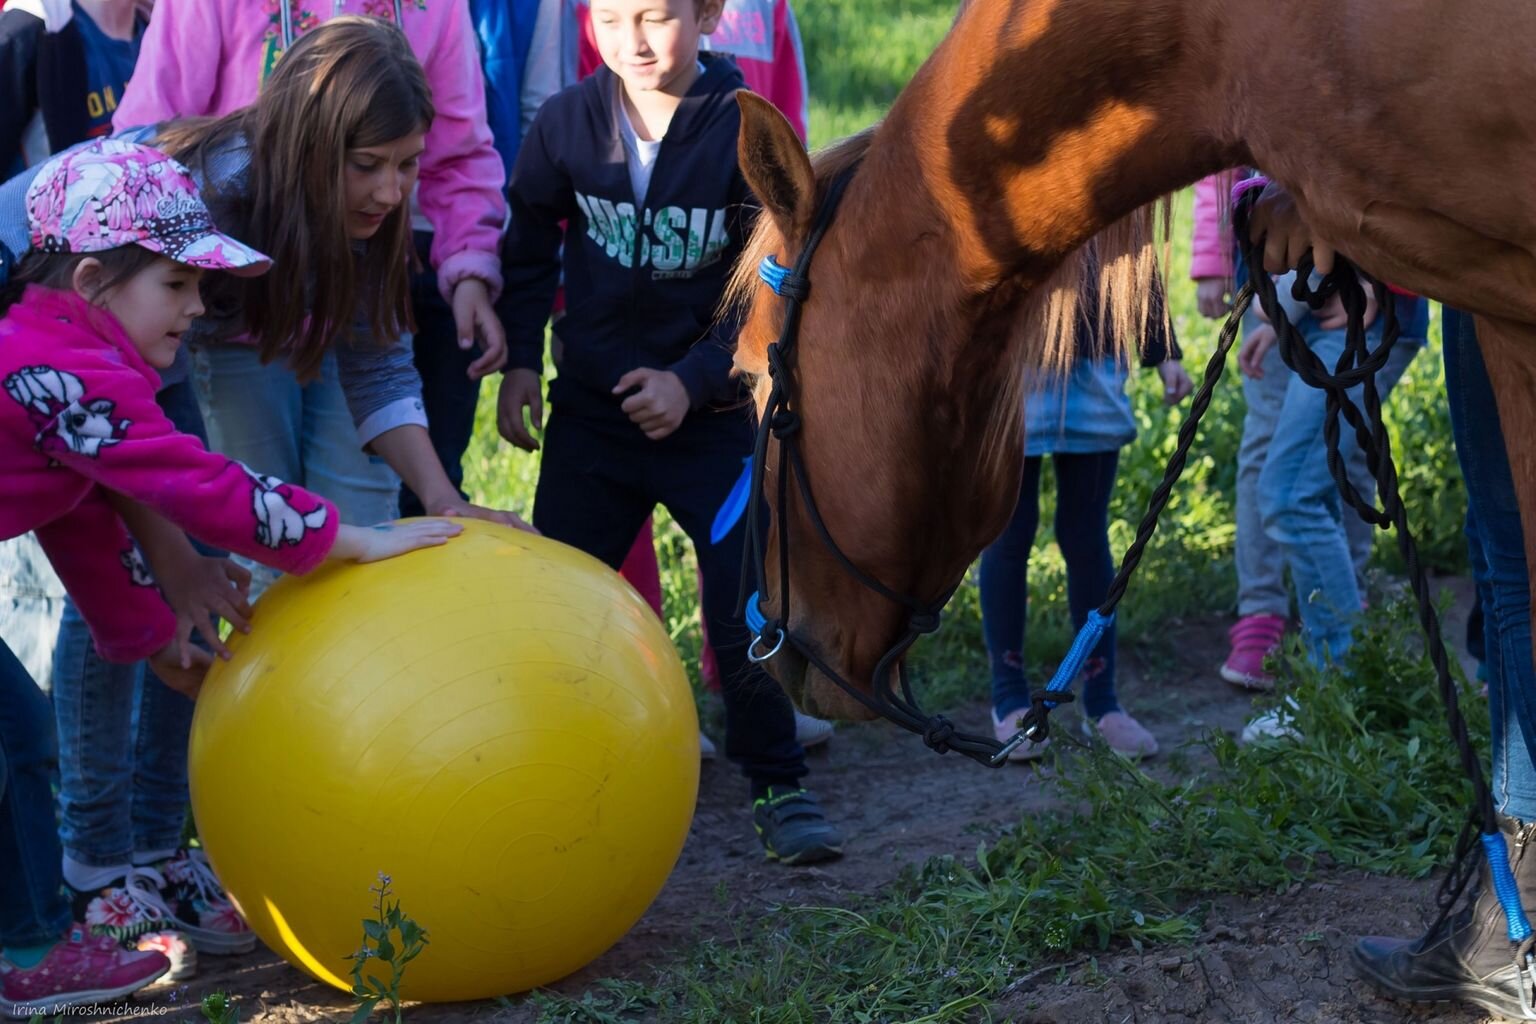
496, 0, 842, 865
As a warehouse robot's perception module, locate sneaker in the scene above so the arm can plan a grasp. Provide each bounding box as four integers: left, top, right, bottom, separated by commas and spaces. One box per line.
1220, 613, 1286, 690
794, 711, 835, 748
1083, 710, 1159, 759
71, 868, 196, 980
700, 732, 717, 760
148, 849, 257, 955
1240, 696, 1303, 745
0, 924, 170, 1019
992, 709, 1050, 762
752, 787, 844, 865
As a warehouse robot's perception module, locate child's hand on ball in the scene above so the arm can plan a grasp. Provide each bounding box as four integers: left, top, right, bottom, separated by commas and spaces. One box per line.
332, 520, 465, 564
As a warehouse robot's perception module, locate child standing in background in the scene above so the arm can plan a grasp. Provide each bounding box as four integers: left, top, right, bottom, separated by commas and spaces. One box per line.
984, 265, 1192, 761
497, 0, 843, 864
566, 0, 831, 756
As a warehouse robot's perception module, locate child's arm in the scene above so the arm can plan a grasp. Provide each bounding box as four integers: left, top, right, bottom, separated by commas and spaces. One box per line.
111, 0, 223, 130
664, 179, 759, 409
0, 8, 42, 166
33, 486, 181, 665
496, 107, 574, 450
110, 496, 253, 665
23, 357, 341, 573
417, 0, 507, 300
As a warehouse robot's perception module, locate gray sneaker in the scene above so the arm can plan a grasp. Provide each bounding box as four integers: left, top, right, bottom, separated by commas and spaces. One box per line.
752, 788, 844, 865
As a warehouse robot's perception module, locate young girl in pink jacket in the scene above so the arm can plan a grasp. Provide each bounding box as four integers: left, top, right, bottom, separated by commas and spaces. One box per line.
0, 138, 458, 1010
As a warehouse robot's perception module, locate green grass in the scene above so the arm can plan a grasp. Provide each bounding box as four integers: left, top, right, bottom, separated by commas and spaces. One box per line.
525, 602, 1487, 1023
459, 2, 1478, 1017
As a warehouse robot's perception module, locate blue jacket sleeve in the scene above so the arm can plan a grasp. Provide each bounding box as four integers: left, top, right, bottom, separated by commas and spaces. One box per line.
496, 106, 575, 376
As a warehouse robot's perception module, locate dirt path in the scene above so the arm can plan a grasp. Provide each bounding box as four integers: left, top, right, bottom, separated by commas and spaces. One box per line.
119, 581, 1500, 1024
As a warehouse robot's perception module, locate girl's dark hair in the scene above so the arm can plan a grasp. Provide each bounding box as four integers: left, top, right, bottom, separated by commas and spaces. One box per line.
0, 246, 165, 317
155, 16, 434, 379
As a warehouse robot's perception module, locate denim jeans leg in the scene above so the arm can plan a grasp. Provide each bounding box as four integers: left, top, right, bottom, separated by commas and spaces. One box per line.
1052, 451, 1122, 719
1257, 328, 1361, 664
1235, 325, 1291, 618
301, 351, 400, 526
1340, 340, 1420, 592
979, 457, 1044, 719
191, 343, 305, 598
50, 600, 139, 869
130, 677, 193, 855
0, 639, 71, 946
1444, 308, 1536, 820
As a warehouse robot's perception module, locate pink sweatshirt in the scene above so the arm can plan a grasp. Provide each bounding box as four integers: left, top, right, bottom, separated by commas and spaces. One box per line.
112, 0, 504, 298
0, 287, 340, 662
1190, 169, 1240, 281
576, 0, 810, 143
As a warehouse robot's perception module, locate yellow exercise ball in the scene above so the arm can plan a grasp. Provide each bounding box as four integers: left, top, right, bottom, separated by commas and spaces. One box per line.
189, 520, 699, 1002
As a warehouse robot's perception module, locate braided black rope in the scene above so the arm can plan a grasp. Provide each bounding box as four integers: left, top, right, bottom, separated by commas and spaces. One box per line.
1232, 230, 1496, 933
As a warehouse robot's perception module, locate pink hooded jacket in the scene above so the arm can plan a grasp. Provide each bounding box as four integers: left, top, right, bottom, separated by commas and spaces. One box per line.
0, 287, 340, 662
112, 0, 504, 298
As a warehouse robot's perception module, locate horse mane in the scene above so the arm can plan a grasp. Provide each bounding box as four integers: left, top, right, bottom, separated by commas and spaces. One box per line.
727, 126, 1172, 390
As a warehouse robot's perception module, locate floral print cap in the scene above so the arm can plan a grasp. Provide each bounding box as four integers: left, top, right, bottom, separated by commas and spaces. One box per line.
26, 138, 272, 277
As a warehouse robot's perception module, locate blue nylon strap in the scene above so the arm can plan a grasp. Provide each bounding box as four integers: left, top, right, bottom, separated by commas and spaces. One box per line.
1041, 609, 1114, 707
746, 591, 767, 635
759, 255, 792, 296
1482, 832, 1534, 943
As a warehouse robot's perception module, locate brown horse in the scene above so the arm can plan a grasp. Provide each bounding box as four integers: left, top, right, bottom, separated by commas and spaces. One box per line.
729, 0, 1536, 722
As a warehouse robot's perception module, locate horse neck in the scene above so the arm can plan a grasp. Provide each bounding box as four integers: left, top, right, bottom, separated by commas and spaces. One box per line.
870, 0, 1240, 293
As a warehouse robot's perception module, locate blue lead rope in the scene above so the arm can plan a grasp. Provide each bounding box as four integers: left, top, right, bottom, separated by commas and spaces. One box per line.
988, 608, 1114, 763
1482, 831, 1535, 943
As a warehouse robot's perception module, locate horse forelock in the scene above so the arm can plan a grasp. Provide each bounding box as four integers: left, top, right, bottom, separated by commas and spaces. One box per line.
725, 129, 881, 385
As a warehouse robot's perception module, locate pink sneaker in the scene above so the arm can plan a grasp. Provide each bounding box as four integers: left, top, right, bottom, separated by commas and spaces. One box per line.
0, 924, 169, 1019
1219, 614, 1286, 690
1084, 711, 1159, 759
993, 709, 1050, 762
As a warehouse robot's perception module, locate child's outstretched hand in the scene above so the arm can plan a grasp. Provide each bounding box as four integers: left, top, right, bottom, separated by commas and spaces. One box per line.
614, 368, 689, 440
1239, 323, 1279, 379
331, 520, 465, 563
150, 640, 213, 700
159, 554, 254, 665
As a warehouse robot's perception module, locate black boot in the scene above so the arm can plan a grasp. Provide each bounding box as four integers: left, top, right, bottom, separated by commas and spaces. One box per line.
1352, 816, 1536, 1020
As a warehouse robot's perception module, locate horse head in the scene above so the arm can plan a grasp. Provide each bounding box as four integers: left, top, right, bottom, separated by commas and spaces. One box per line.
729, 94, 1045, 721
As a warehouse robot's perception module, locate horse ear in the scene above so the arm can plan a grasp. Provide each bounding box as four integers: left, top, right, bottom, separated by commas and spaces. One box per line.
737, 91, 816, 241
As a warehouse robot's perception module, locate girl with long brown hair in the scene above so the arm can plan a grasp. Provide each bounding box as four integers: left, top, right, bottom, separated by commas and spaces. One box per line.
145, 16, 529, 580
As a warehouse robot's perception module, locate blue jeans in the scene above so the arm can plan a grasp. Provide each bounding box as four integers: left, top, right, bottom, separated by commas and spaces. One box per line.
400, 232, 481, 518
51, 379, 209, 867
0, 638, 71, 946
1256, 321, 1419, 664
980, 451, 1122, 721
190, 344, 399, 595
1443, 309, 1536, 820
1234, 314, 1375, 617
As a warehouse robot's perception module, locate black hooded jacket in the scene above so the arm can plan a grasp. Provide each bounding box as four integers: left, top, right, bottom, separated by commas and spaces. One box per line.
498, 53, 756, 424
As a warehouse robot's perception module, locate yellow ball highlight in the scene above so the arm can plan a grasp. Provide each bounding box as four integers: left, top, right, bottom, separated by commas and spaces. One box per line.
189, 520, 700, 1002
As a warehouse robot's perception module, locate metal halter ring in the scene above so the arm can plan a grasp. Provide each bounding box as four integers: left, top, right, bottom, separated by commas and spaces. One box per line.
747, 627, 786, 664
